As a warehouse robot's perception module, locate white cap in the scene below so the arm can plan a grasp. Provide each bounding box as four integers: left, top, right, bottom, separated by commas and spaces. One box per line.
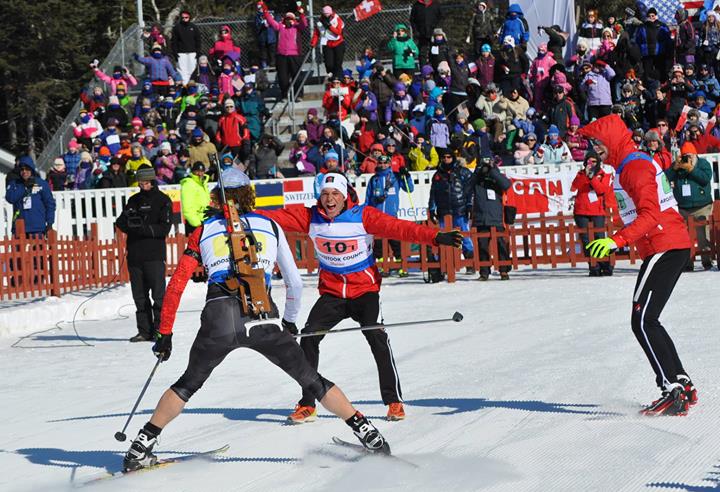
320, 173, 348, 198
217, 167, 250, 189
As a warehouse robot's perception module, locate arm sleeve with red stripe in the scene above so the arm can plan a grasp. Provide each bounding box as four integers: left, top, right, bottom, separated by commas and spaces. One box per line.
362, 206, 439, 245
255, 206, 313, 233
611, 162, 661, 248
158, 227, 202, 335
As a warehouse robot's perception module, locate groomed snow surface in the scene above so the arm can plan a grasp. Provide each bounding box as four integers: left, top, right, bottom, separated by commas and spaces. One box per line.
1, 263, 718, 491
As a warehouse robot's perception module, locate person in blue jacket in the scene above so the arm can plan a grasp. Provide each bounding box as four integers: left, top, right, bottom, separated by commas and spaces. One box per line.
499, 4, 530, 49
365, 155, 413, 276
5, 156, 56, 236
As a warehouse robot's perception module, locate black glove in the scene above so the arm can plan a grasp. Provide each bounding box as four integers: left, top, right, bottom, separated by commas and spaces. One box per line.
435, 230, 464, 248
153, 333, 173, 361
398, 166, 410, 179
25, 177, 35, 188
282, 318, 298, 335
320, 16, 331, 28
428, 209, 438, 223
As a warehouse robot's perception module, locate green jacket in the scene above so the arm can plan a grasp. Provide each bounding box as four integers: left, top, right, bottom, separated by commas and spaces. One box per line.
387, 33, 419, 71
180, 173, 211, 227
665, 156, 713, 209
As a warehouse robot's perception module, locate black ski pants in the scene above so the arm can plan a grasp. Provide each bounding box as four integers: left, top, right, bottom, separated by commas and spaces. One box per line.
574, 215, 612, 274
631, 249, 690, 390
129, 260, 166, 338
475, 225, 511, 276
172, 289, 333, 402
373, 239, 402, 260
299, 292, 402, 407
322, 42, 346, 79
276, 54, 302, 99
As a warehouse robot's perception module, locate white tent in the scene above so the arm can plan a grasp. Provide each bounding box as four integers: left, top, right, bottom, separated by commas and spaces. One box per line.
518, 0, 577, 61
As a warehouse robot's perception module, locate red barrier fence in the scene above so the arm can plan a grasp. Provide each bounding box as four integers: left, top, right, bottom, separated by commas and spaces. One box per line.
2, 205, 719, 300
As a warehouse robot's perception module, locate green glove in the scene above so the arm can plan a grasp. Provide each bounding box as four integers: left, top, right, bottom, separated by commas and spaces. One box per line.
586, 238, 617, 258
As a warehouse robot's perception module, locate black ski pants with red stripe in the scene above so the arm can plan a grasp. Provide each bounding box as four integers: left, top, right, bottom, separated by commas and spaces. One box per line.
631, 249, 690, 390
298, 292, 403, 407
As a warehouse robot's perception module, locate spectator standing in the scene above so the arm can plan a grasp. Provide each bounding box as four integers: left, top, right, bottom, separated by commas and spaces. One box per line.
529, 44, 555, 110
387, 24, 419, 78
467, 155, 512, 280
565, 116, 589, 162
475, 44, 496, 89
499, 3, 530, 49
48, 158, 68, 191
216, 98, 251, 162
410, 0, 442, 65
134, 44, 181, 93
674, 8, 696, 66
115, 165, 172, 342
547, 85, 576, 137
635, 8, 671, 82
255, 4, 278, 68
171, 9, 201, 85
581, 60, 616, 120
247, 133, 284, 179
208, 25, 241, 67
644, 130, 672, 170
99, 158, 129, 188
312, 5, 346, 80
126, 143, 153, 187
535, 125, 572, 163
577, 9, 603, 52
571, 151, 614, 276
93, 65, 138, 95
260, 2, 308, 100
665, 142, 714, 270
428, 148, 474, 264
496, 36, 530, 97
467, 2, 499, 59
5, 156, 56, 236
180, 162, 210, 236
63, 140, 82, 187
540, 25, 568, 63
408, 135, 439, 171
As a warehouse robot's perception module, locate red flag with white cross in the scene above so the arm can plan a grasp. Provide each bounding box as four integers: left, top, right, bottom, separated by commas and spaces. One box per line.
354, 0, 382, 21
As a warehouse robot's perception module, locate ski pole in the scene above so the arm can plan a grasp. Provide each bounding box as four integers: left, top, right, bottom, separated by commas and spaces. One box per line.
114, 355, 163, 442
294, 311, 464, 339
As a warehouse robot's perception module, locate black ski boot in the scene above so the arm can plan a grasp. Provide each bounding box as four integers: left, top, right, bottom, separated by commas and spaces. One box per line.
677, 375, 698, 406
123, 428, 159, 471
346, 412, 390, 454
640, 385, 688, 416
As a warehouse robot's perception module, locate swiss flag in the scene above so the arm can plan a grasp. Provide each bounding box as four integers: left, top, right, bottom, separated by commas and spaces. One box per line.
354, 0, 382, 21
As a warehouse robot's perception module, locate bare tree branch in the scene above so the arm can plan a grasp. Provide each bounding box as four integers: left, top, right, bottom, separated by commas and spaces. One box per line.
164, 2, 185, 35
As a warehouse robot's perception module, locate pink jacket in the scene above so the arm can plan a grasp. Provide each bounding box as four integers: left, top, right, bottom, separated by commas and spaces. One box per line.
264, 11, 308, 56
564, 130, 589, 161
93, 68, 138, 95
209, 26, 241, 60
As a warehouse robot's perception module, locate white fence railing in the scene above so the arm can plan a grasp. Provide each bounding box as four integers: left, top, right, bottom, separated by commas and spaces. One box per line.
3, 156, 720, 241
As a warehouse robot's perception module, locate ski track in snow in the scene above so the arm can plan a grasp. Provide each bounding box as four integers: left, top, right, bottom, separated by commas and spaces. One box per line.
1, 264, 719, 491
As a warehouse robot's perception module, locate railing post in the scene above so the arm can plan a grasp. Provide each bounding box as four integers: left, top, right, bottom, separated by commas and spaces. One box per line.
49, 228, 61, 296
442, 214, 456, 283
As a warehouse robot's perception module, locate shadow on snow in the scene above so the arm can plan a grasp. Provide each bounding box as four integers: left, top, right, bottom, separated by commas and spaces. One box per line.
647, 464, 720, 491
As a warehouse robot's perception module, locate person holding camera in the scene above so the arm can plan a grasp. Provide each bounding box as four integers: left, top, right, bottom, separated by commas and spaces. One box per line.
665, 142, 714, 270
311, 5, 346, 80
388, 24, 419, 78
366, 155, 414, 276
467, 154, 512, 281
571, 150, 614, 276
115, 165, 172, 342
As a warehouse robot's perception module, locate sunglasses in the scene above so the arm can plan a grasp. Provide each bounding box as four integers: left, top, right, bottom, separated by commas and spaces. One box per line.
658, 123, 668, 127
527, 138, 537, 141
442, 154, 454, 159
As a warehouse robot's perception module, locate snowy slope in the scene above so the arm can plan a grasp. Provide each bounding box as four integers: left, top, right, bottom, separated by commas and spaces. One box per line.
1, 265, 719, 492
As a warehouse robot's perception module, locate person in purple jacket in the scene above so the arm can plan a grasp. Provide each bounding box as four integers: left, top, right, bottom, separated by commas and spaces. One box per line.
580, 59, 615, 121
259, 1, 308, 99
133, 44, 181, 94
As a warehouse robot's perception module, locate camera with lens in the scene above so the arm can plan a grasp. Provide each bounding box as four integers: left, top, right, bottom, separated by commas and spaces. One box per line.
126, 208, 144, 228
681, 155, 691, 164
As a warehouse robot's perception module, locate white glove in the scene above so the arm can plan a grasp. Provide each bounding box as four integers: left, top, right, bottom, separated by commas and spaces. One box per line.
296, 161, 305, 171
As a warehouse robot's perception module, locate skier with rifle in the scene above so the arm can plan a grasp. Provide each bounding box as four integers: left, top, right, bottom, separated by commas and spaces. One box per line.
257, 172, 464, 424
123, 166, 392, 471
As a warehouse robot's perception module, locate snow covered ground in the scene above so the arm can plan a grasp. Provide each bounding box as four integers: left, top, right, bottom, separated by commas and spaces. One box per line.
1, 264, 719, 491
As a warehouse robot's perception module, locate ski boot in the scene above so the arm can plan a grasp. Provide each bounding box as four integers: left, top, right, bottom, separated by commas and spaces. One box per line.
123, 428, 158, 471
677, 375, 698, 406
386, 402, 406, 421
640, 385, 688, 416
347, 412, 390, 454
397, 268, 409, 278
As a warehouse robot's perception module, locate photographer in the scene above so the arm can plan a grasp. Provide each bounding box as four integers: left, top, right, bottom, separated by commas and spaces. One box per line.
115, 165, 172, 342
571, 151, 613, 276
665, 142, 714, 270
467, 154, 512, 281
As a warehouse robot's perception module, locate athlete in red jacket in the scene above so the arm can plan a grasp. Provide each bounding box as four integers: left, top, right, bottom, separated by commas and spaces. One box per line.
258, 172, 462, 423
579, 114, 697, 416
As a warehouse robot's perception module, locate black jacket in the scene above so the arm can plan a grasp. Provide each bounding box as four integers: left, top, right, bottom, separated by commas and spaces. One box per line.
428, 161, 473, 218
99, 169, 129, 189
410, 1, 442, 41
115, 185, 172, 266
171, 21, 201, 55
467, 166, 511, 227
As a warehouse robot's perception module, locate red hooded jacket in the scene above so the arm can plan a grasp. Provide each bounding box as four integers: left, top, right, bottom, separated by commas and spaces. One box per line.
578, 115, 691, 258
258, 194, 439, 299
571, 169, 612, 216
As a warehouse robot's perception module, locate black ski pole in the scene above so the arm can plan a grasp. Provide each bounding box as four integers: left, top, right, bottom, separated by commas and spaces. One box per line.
114, 356, 163, 442
294, 311, 464, 339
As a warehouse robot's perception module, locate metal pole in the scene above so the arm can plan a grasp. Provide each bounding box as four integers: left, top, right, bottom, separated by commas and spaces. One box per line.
308, 0, 316, 66
137, 0, 144, 28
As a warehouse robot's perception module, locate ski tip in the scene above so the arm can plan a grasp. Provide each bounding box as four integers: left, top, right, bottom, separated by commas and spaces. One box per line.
452, 311, 463, 322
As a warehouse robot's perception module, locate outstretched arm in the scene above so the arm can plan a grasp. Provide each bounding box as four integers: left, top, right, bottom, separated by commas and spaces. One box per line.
158, 227, 202, 335
255, 206, 313, 233
362, 206, 438, 245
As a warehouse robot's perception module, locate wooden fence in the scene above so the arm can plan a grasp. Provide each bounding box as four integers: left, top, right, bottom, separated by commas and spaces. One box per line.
2, 206, 720, 300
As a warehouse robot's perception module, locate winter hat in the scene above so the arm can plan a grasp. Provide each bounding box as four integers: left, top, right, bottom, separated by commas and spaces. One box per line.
577, 40, 588, 51
320, 172, 348, 199
647, 7, 658, 16
284, 11, 296, 20
421, 65, 434, 77
481, 44, 492, 53
324, 151, 339, 163
424, 79, 436, 91
570, 115, 581, 126
681, 142, 698, 155
622, 83, 634, 93
602, 27, 613, 37
108, 95, 120, 106
99, 147, 111, 157
370, 143, 385, 152
219, 168, 251, 188
503, 36, 515, 47
107, 117, 119, 127
393, 82, 407, 92
192, 128, 204, 139
644, 129, 663, 145
433, 28, 446, 37
198, 55, 209, 64
135, 166, 157, 182
383, 138, 397, 147
632, 128, 645, 139
296, 129, 308, 140
151, 43, 163, 52
224, 98, 236, 108
191, 161, 206, 172
144, 129, 155, 138
68, 140, 79, 150
671, 64, 683, 74
525, 132, 538, 142
472, 118, 486, 131
548, 125, 560, 136
526, 107, 537, 118
322, 5, 333, 15
53, 158, 65, 170
437, 61, 451, 74
307, 108, 318, 117
160, 141, 172, 152
131, 117, 143, 127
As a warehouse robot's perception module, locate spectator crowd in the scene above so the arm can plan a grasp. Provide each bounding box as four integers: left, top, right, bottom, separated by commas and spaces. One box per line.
5, 1, 720, 273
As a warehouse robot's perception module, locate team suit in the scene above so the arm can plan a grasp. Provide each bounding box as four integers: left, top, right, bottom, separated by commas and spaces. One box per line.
259, 182, 440, 417
579, 115, 696, 411
157, 212, 332, 404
